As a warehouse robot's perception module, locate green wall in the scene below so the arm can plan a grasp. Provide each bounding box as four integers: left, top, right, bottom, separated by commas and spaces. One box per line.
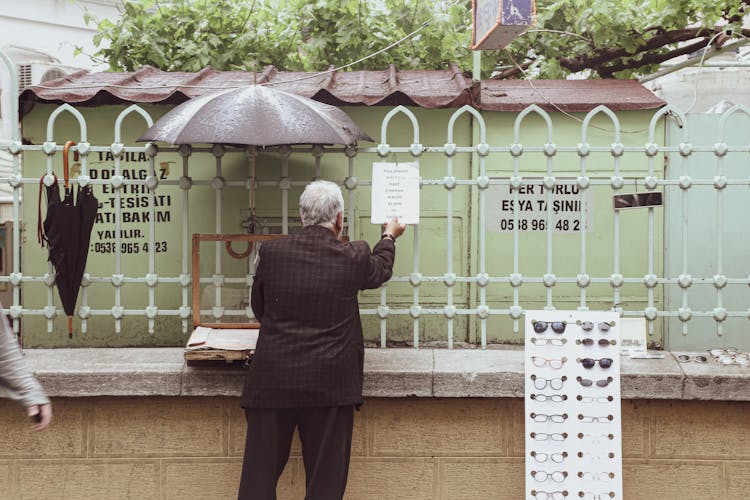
20, 104, 663, 347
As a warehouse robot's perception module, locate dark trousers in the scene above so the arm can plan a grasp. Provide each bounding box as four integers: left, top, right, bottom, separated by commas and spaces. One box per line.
237, 406, 354, 500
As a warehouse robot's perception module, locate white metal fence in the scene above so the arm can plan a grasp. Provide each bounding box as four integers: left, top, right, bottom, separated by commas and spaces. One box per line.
3, 51, 750, 349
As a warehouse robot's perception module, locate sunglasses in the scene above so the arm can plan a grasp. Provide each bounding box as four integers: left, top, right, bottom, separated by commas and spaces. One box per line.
532, 356, 568, 369
577, 395, 614, 403
531, 393, 568, 402
530, 412, 568, 423
577, 357, 613, 369
531, 432, 568, 442
532, 320, 567, 334
531, 375, 567, 390
530, 490, 568, 500
578, 321, 614, 333
577, 472, 615, 482
576, 338, 616, 347
531, 451, 568, 464
676, 354, 707, 363
532, 337, 567, 347
577, 376, 614, 388
531, 470, 568, 483
577, 414, 614, 423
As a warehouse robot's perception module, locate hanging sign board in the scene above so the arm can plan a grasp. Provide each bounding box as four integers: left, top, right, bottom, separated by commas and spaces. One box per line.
613, 192, 663, 210
472, 0, 535, 50
371, 162, 420, 225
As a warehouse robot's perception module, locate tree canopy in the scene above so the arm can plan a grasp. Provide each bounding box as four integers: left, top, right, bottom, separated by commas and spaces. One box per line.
82, 0, 750, 79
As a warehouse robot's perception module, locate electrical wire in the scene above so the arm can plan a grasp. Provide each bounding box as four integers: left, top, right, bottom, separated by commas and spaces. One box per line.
525, 29, 589, 41
683, 31, 724, 114
503, 49, 651, 135
265, 21, 431, 87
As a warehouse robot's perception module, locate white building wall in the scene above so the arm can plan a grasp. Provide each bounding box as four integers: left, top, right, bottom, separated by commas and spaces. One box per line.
0, 0, 119, 142
645, 50, 750, 113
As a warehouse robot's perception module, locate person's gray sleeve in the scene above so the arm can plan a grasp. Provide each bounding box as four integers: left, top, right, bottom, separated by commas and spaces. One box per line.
0, 315, 50, 408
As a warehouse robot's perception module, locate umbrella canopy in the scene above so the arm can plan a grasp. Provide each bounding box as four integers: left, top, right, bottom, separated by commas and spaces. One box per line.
38, 141, 98, 337
137, 84, 372, 146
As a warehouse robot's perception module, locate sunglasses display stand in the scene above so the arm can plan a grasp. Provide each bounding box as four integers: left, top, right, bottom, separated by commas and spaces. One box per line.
525, 310, 623, 500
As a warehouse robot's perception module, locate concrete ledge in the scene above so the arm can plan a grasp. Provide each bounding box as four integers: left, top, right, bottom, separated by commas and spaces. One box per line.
364, 349, 433, 397
32, 348, 183, 397
13, 347, 750, 400
620, 353, 684, 399
433, 350, 525, 398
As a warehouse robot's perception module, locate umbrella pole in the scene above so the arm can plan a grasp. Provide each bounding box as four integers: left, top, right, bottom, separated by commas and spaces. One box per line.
68, 316, 73, 338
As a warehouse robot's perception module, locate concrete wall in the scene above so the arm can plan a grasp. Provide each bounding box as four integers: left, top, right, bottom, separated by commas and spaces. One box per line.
0, 396, 747, 499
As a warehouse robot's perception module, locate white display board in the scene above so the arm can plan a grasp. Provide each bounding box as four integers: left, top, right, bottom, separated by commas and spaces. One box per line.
525, 310, 623, 500
371, 162, 420, 224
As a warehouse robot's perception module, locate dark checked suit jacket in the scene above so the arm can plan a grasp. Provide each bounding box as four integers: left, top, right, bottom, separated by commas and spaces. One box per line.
240, 224, 395, 408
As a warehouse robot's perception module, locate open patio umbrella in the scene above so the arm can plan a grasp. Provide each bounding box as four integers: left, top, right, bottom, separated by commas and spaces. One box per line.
38, 141, 98, 337
137, 84, 372, 146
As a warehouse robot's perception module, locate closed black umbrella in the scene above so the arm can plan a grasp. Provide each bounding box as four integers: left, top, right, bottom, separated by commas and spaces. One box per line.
38, 141, 98, 337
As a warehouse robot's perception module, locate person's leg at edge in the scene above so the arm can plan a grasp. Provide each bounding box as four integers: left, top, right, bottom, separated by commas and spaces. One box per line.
297, 406, 354, 500
238, 407, 297, 500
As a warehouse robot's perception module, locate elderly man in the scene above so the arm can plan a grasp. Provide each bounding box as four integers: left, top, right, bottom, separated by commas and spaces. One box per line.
238, 180, 405, 500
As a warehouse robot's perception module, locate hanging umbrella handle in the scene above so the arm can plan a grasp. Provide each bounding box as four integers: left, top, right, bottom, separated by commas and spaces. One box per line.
37, 173, 58, 247
63, 141, 79, 189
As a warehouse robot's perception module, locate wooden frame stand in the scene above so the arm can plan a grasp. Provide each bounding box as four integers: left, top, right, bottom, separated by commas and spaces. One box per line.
185, 233, 284, 364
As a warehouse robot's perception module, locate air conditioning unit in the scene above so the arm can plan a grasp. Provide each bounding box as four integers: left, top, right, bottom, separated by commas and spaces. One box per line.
16, 63, 70, 93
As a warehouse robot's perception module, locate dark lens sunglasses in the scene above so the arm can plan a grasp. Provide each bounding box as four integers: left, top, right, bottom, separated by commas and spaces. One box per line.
533, 320, 567, 334
576, 338, 617, 347
578, 357, 613, 369
677, 354, 708, 363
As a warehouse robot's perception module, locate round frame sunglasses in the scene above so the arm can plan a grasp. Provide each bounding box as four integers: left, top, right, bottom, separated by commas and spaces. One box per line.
532, 320, 567, 334
577, 320, 615, 333
577, 357, 613, 369
576, 338, 617, 347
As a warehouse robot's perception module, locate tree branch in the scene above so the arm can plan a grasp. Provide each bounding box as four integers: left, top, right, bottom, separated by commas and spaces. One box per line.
559, 26, 720, 73
593, 37, 710, 77
495, 59, 533, 79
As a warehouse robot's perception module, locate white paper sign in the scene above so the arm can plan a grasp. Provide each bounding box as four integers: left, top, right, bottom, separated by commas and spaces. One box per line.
619, 317, 647, 355
371, 162, 420, 225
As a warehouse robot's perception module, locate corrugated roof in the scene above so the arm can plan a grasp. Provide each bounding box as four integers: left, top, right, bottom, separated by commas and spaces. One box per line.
480, 79, 664, 112
18, 66, 664, 114
19, 64, 474, 112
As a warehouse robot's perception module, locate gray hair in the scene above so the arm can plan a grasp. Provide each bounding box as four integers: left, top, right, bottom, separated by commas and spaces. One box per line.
299, 180, 344, 228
